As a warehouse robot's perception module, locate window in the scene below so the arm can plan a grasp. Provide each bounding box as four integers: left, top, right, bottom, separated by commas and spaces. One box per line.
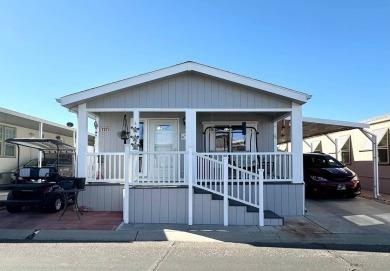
339, 136, 351, 164
360, 128, 389, 164
0, 126, 16, 157
378, 131, 389, 164
215, 127, 248, 152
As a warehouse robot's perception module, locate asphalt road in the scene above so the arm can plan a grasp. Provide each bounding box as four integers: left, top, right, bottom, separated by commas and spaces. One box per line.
0, 242, 389, 271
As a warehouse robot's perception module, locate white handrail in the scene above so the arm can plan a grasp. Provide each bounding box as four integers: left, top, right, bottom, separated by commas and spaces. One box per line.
194, 152, 265, 226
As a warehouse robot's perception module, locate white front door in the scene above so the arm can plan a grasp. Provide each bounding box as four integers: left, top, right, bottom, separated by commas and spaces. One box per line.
149, 119, 179, 181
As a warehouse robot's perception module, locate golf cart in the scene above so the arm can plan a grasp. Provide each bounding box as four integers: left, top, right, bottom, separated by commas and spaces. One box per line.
0, 138, 83, 213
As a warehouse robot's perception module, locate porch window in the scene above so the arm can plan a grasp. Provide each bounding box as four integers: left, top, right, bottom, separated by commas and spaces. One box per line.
0, 126, 16, 157
215, 128, 246, 152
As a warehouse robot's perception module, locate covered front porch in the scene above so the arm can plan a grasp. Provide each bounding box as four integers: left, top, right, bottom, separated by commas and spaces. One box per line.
75, 107, 304, 227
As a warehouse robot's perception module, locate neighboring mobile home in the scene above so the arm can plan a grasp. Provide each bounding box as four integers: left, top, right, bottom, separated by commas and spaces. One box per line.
57, 61, 313, 226
0, 107, 76, 184
301, 113, 390, 195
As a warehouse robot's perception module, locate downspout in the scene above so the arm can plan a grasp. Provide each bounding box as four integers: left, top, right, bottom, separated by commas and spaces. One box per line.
359, 129, 379, 198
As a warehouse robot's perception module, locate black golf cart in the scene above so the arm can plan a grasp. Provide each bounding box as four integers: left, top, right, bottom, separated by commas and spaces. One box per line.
0, 138, 81, 213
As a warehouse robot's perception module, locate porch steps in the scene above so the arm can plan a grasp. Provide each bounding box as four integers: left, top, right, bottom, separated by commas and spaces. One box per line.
193, 187, 284, 226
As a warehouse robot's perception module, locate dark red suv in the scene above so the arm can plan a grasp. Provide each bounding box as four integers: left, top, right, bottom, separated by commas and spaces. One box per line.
303, 153, 361, 198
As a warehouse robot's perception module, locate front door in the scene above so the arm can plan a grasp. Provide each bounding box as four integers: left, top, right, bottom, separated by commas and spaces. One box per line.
149, 120, 179, 181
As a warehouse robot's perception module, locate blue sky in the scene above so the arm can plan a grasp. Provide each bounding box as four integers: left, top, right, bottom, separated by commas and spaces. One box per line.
0, 0, 389, 127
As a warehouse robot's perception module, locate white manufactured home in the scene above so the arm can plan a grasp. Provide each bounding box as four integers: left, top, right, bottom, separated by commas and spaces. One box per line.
57, 62, 312, 226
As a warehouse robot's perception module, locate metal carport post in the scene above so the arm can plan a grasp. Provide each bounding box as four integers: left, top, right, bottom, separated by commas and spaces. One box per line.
359, 129, 379, 199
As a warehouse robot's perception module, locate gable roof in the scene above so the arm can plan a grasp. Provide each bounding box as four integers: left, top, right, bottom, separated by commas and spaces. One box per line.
57, 61, 311, 108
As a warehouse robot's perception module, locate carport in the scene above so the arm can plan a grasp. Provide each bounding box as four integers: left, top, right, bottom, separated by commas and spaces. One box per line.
277, 117, 380, 198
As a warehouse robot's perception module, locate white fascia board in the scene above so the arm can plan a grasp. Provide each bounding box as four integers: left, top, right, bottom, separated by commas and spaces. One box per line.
58, 61, 310, 107
303, 117, 369, 129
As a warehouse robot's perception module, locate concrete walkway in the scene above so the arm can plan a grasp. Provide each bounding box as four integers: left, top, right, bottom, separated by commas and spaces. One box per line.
0, 190, 389, 252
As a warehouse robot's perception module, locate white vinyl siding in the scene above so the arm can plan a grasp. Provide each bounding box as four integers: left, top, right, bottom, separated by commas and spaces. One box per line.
87, 73, 292, 110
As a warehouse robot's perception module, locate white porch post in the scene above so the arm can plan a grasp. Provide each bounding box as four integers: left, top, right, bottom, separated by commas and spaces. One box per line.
258, 169, 264, 226
38, 122, 43, 167
123, 144, 131, 223
132, 111, 140, 141
76, 103, 88, 177
186, 110, 196, 226
188, 148, 193, 225
291, 103, 303, 184
223, 156, 229, 226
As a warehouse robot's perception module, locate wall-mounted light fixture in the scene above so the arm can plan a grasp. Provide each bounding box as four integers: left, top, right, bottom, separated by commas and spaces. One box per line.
183, 117, 186, 126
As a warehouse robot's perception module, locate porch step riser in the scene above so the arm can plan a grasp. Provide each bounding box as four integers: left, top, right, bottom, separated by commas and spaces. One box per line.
193, 193, 284, 226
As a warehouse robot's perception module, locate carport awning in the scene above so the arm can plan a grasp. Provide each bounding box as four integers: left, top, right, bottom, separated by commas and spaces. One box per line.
278, 117, 369, 144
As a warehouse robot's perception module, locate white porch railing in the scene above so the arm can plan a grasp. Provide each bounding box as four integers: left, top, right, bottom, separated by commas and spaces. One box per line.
86, 151, 187, 184
86, 152, 125, 183
127, 151, 187, 185
86, 151, 292, 183
197, 152, 292, 182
